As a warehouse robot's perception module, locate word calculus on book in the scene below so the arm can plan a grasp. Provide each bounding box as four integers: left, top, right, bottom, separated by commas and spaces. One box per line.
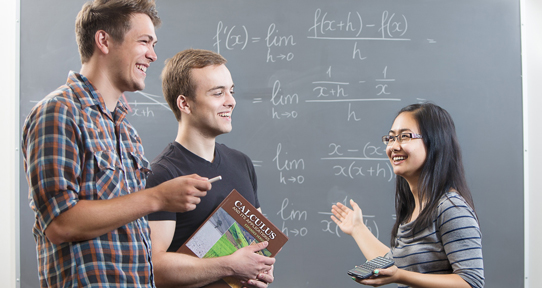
178, 189, 289, 288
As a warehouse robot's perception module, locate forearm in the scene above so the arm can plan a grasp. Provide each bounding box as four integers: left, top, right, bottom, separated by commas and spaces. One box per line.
395, 269, 471, 288
350, 225, 390, 260
45, 187, 162, 244
153, 252, 234, 288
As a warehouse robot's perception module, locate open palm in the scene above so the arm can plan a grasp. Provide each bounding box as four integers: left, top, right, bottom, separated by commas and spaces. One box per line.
331, 199, 364, 236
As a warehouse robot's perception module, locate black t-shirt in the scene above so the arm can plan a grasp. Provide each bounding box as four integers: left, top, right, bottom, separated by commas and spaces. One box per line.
146, 142, 259, 252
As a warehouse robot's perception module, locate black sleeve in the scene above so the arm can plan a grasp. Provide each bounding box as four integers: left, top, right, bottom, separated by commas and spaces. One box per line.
249, 157, 259, 208
146, 162, 176, 221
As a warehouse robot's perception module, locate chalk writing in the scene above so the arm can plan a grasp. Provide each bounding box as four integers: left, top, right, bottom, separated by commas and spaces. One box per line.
271, 80, 299, 106
131, 107, 155, 118
270, 80, 299, 120
318, 194, 381, 239
274, 143, 305, 185
319, 214, 379, 238
306, 67, 401, 104
308, 8, 410, 41
322, 142, 394, 181
278, 198, 308, 237
122, 91, 170, 118
214, 21, 296, 63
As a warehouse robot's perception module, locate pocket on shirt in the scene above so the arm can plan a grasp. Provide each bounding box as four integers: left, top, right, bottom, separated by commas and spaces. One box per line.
128, 151, 151, 190
93, 150, 122, 199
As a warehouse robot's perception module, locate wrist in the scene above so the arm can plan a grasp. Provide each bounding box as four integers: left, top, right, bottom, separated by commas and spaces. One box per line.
218, 254, 236, 277
351, 222, 369, 236
142, 186, 163, 213
394, 268, 407, 285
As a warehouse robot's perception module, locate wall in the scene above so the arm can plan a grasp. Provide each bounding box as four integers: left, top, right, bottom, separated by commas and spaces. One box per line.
1, 0, 19, 287
522, 0, 542, 286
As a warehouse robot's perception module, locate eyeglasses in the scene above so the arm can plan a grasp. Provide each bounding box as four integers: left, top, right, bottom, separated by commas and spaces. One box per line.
382, 133, 422, 145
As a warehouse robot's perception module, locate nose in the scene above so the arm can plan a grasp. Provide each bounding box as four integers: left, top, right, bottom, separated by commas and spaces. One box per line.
225, 91, 236, 108
147, 46, 157, 62
390, 138, 402, 151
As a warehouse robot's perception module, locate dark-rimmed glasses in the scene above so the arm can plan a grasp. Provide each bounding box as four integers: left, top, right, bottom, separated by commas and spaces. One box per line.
382, 133, 422, 145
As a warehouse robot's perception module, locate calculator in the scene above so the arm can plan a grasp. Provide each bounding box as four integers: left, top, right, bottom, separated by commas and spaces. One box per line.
347, 256, 395, 279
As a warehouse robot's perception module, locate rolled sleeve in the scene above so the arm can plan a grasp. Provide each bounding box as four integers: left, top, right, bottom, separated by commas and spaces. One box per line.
24, 98, 82, 232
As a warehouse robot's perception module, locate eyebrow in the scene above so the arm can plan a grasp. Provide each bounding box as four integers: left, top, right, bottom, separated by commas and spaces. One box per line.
141, 34, 158, 45
388, 128, 413, 134
207, 84, 234, 92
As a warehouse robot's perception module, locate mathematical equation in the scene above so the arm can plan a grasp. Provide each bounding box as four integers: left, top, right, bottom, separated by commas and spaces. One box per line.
310, 66, 398, 100
213, 8, 410, 63
322, 142, 394, 182
308, 9, 409, 40
253, 66, 401, 121
125, 91, 170, 118
214, 21, 296, 63
253, 142, 393, 185
276, 197, 390, 239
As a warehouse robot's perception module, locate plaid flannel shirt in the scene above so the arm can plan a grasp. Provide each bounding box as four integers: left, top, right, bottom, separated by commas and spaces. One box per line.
22, 71, 154, 287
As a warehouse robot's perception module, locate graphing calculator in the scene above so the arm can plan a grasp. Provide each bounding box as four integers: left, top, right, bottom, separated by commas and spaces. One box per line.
347, 256, 395, 279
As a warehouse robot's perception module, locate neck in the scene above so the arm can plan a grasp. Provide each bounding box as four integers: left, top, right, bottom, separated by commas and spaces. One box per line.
80, 61, 123, 112
175, 123, 217, 162
406, 178, 422, 222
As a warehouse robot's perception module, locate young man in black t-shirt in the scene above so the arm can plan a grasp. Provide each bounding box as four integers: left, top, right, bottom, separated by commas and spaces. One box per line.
147, 49, 275, 288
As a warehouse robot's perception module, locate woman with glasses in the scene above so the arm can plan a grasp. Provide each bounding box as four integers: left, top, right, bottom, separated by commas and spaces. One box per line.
331, 103, 484, 288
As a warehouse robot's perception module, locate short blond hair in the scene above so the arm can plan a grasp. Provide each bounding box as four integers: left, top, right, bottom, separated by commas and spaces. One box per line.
161, 49, 227, 121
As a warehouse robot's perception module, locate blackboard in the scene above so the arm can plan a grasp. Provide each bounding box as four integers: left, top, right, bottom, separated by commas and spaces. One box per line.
19, 1, 523, 287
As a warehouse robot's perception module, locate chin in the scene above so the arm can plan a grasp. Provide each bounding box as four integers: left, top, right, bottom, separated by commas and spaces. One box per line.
134, 83, 145, 91
392, 168, 404, 177
220, 125, 233, 133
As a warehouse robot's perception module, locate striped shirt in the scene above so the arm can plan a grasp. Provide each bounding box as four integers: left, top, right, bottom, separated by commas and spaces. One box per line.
390, 192, 484, 288
22, 71, 154, 287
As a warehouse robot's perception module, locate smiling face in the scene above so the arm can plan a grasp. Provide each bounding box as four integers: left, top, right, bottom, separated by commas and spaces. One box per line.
386, 112, 427, 185
184, 64, 236, 138
108, 13, 157, 92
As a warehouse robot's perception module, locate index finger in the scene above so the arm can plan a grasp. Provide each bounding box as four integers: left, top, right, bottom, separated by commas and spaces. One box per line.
195, 179, 212, 192
185, 173, 209, 181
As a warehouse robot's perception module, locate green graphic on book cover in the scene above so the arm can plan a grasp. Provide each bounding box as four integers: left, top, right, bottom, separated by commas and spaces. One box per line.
186, 207, 272, 288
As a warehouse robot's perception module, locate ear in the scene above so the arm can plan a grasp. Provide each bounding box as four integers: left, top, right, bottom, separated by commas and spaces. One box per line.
94, 30, 112, 55
177, 95, 191, 114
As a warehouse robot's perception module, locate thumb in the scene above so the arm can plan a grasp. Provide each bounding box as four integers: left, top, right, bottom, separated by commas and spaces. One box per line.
375, 266, 393, 276
349, 199, 360, 210
249, 241, 269, 252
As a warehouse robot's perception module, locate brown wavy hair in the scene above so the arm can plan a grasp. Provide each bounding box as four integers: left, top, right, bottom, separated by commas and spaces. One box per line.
75, 0, 161, 63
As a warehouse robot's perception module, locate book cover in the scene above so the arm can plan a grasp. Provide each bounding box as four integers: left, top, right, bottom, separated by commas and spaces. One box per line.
177, 189, 288, 288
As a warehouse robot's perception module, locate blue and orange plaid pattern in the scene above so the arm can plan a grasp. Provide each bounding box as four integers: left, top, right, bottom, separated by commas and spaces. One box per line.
22, 71, 154, 287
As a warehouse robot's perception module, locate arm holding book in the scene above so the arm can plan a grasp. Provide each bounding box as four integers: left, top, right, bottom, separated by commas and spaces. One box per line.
149, 219, 275, 288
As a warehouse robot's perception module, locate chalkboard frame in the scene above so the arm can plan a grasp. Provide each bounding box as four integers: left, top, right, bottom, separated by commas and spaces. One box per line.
19, 1, 523, 287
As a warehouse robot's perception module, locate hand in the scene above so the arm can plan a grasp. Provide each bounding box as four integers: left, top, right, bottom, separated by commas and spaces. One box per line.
154, 174, 211, 212
331, 199, 365, 235
229, 242, 276, 283
354, 265, 398, 287
240, 264, 274, 288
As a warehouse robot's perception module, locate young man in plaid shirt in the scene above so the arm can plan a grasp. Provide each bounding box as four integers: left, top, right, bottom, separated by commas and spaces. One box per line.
22, 1, 212, 287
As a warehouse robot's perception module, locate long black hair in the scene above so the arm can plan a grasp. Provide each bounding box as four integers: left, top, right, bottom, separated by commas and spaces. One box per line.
390, 103, 476, 247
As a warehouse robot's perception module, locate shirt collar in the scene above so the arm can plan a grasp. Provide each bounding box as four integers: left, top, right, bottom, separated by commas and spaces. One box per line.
67, 71, 128, 116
